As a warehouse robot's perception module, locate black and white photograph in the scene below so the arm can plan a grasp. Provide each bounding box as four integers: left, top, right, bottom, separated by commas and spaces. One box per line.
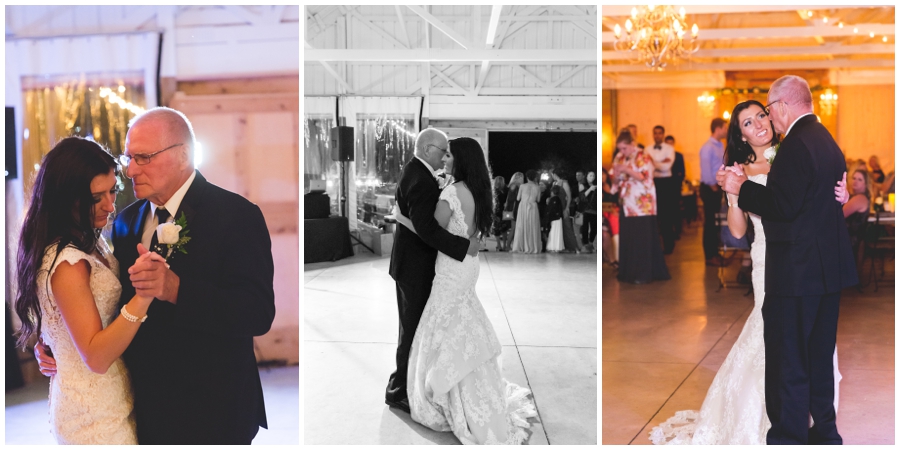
601, 5, 894, 445
303, 5, 598, 444
5, 6, 300, 444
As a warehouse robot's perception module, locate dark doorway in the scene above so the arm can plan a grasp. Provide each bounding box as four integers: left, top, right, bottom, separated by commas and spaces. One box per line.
488, 131, 598, 185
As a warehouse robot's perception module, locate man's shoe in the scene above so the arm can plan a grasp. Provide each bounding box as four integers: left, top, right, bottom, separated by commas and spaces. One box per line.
385, 398, 410, 414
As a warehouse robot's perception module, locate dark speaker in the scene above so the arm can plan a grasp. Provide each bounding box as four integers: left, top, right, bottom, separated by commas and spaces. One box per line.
330, 126, 354, 161
304, 192, 331, 219
5, 107, 17, 180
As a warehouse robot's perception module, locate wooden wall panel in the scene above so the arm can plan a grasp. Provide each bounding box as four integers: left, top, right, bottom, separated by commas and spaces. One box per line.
615, 88, 718, 182
837, 84, 895, 171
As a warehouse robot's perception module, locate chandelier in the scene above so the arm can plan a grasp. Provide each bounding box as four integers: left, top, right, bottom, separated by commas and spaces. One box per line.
612, 5, 699, 70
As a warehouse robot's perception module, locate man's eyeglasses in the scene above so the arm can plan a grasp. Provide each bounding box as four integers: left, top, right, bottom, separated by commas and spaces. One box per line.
764, 100, 786, 115
427, 144, 448, 156
119, 143, 183, 166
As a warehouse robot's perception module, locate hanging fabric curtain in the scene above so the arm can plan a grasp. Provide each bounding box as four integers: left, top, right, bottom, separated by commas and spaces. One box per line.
304, 96, 339, 215
338, 96, 422, 230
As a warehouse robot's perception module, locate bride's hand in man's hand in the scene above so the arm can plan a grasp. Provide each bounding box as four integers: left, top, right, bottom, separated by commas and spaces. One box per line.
34, 338, 56, 377
466, 236, 481, 256
835, 171, 850, 204
129, 244, 179, 304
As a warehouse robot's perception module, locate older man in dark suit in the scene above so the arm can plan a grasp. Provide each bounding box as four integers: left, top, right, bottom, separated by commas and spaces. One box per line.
718, 75, 857, 445
386, 128, 480, 414
38, 107, 276, 444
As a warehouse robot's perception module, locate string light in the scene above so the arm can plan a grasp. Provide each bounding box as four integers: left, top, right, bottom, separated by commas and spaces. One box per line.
99, 87, 145, 115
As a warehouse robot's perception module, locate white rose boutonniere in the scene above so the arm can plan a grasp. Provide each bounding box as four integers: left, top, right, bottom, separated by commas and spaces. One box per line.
764, 143, 780, 165
154, 212, 191, 260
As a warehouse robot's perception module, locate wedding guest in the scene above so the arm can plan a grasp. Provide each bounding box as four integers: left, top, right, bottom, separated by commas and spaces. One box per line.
843, 169, 873, 260
869, 155, 886, 183
511, 170, 542, 253
504, 172, 524, 250
574, 170, 588, 216
491, 176, 510, 251
649, 125, 677, 254
700, 118, 729, 266
601, 169, 619, 266
668, 135, 686, 239
550, 169, 582, 253
538, 180, 550, 250
610, 131, 670, 283
544, 185, 565, 252
581, 171, 599, 252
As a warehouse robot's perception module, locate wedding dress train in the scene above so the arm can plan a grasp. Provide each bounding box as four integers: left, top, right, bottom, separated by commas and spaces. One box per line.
649, 174, 841, 445
408, 184, 537, 444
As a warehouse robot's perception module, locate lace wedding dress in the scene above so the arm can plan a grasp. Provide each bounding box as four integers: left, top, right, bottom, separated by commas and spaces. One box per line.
649, 173, 841, 445
408, 184, 537, 444
37, 240, 138, 444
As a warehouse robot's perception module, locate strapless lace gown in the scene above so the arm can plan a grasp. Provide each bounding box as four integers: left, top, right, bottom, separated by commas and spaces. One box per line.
649, 174, 841, 445
408, 184, 538, 444
37, 240, 138, 444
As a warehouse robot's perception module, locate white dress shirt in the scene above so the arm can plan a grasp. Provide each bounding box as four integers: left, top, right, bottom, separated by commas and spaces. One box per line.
141, 171, 197, 249
649, 142, 675, 178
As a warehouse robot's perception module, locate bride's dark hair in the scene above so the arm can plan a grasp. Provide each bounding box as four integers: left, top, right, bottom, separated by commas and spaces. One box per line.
725, 100, 781, 166
15, 136, 119, 349
448, 137, 493, 238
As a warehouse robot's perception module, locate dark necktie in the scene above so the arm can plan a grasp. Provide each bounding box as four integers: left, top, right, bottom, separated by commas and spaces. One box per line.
149, 207, 171, 253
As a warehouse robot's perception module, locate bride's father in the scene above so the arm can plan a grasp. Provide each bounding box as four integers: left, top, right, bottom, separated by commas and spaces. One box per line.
718, 75, 857, 444
38, 107, 276, 444
386, 128, 479, 413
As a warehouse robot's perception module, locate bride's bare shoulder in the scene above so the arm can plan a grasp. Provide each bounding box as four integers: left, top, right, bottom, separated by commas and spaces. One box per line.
453, 182, 475, 205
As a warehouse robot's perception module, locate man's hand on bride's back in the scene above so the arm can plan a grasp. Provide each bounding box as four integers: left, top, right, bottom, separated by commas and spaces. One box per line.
466, 237, 480, 256
34, 338, 57, 377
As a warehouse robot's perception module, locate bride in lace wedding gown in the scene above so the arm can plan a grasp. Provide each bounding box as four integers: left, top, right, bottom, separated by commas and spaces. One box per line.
14, 137, 160, 444
393, 138, 537, 444
650, 101, 846, 445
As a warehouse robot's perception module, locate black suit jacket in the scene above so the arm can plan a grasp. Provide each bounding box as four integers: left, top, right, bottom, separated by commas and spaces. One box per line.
389, 157, 468, 286
672, 152, 686, 183
738, 115, 858, 296
111, 171, 276, 444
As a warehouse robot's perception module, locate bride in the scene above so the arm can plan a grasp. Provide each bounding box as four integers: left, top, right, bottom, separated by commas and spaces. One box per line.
392, 137, 537, 444
650, 100, 849, 445
14, 137, 164, 444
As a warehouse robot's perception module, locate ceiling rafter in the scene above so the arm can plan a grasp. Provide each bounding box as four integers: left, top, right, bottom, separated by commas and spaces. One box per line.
601, 24, 895, 43
603, 43, 894, 60
407, 5, 472, 49
604, 58, 893, 73
345, 6, 408, 49
431, 65, 471, 96
305, 40, 353, 93
549, 65, 587, 88
512, 65, 549, 88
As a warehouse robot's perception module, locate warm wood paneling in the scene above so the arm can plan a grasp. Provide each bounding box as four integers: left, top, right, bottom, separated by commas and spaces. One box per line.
837, 84, 895, 170
615, 88, 721, 182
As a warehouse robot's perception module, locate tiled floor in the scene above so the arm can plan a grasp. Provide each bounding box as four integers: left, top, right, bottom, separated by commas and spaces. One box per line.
304, 248, 598, 444
602, 222, 895, 444
4, 365, 299, 444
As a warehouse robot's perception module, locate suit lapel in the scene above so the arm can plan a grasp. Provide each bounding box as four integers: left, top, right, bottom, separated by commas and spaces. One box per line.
166, 171, 206, 272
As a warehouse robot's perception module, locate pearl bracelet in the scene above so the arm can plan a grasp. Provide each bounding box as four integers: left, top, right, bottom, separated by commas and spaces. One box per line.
121, 305, 147, 323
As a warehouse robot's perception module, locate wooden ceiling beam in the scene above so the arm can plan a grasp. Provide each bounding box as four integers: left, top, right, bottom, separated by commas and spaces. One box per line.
603, 58, 893, 73
602, 43, 894, 60
602, 23, 895, 43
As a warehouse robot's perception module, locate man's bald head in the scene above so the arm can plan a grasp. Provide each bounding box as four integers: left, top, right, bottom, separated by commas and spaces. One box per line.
414, 128, 449, 170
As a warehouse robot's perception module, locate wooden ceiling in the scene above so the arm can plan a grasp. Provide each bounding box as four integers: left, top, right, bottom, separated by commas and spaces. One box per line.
602, 5, 894, 72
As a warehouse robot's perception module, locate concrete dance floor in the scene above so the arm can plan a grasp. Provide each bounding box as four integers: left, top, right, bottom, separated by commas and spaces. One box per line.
5, 365, 299, 444
304, 249, 598, 444
602, 222, 894, 444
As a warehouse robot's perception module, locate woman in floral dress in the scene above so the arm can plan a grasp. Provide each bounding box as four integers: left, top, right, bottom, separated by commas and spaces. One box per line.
610, 130, 670, 283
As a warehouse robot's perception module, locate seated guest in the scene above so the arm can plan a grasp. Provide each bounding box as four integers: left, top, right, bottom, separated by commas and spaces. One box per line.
843, 169, 873, 259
